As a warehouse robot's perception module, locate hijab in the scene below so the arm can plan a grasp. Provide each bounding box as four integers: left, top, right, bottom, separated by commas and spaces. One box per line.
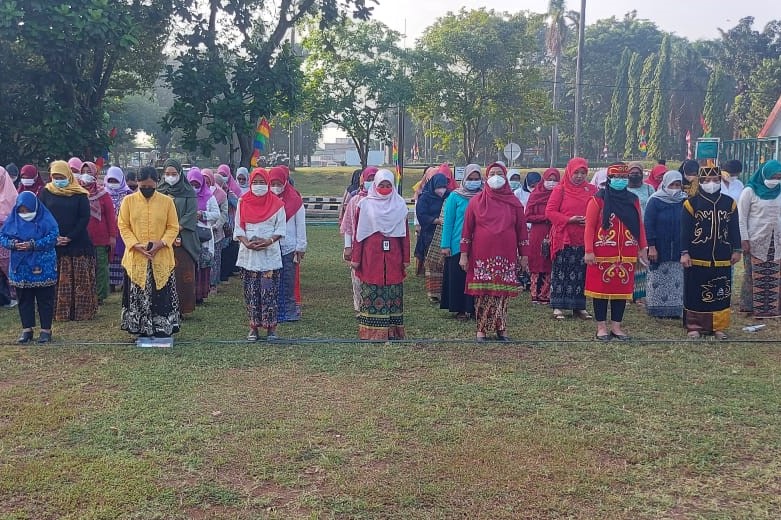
590, 168, 608, 189
436, 162, 459, 191
105, 166, 132, 197
1, 191, 58, 242
525, 167, 561, 210
202, 169, 227, 205
347, 169, 362, 194
0, 167, 17, 222
416, 173, 450, 227
45, 160, 89, 197
646, 164, 668, 190
218, 164, 242, 198
81, 161, 107, 220
355, 169, 409, 242
17, 165, 44, 195
157, 159, 196, 199
357, 166, 379, 197
187, 167, 213, 211
268, 166, 304, 221
235, 167, 250, 195
67, 157, 83, 173
5, 163, 20, 189
745, 160, 781, 201
238, 168, 285, 227
563, 157, 596, 201
649, 170, 687, 205
522, 171, 542, 193
595, 162, 641, 240
628, 161, 645, 188
454, 164, 483, 199
469, 162, 523, 223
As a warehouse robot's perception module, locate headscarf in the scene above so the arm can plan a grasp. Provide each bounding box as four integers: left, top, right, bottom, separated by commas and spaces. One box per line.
81, 161, 107, 220
436, 163, 459, 191
745, 160, 781, 201
416, 173, 450, 228
45, 160, 89, 197
522, 171, 542, 193
454, 164, 483, 199
680, 159, 700, 196
67, 157, 83, 173
648, 170, 686, 205
5, 163, 20, 189
347, 169, 362, 194
0, 167, 18, 222
235, 167, 250, 195
627, 161, 645, 188
1, 191, 58, 244
356, 166, 379, 197
268, 166, 304, 221
105, 166, 132, 197
525, 167, 561, 210
646, 164, 668, 190
202, 168, 227, 205
469, 162, 523, 223
157, 159, 196, 199
187, 167, 213, 211
563, 157, 595, 201
595, 162, 641, 241
218, 164, 242, 197
238, 168, 285, 228
355, 169, 409, 242
17, 164, 44, 195
590, 168, 608, 189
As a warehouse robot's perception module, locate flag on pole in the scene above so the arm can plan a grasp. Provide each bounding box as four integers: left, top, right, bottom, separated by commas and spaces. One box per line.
250, 117, 271, 167
638, 128, 647, 157
685, 130, 692, 159
699, 114, 711, 138
392, 141, 400, 182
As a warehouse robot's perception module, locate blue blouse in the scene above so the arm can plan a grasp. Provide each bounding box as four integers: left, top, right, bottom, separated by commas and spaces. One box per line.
644, 196, 683, 265
0, 227, 59, 288
440, 192, 472, 255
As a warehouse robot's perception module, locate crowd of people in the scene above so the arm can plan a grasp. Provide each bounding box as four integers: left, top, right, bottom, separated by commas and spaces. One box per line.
0, 159, 307, 343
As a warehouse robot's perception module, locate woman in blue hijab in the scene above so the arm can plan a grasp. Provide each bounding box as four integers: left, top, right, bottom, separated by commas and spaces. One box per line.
0, 191, 60, 343
415, 173, 451, 302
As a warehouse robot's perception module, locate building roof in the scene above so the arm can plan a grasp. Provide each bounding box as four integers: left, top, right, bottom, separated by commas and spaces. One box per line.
759, 93, 781, 138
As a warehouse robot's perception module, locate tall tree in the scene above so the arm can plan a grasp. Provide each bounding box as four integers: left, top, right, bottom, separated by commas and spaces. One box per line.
636, 53, 657, 156
623, 52, 642, 158
702, 66, 732, 139
302, 19, 411, 169
545, 0, 570, 166
647, 36, 672, 160
745, 57, 781, 137
604, 48, 631, 158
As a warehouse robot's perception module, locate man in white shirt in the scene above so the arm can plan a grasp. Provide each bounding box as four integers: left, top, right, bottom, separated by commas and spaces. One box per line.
721, 159, 744, 201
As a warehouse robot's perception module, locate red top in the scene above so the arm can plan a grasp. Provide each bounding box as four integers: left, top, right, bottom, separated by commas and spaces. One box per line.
86, 192, 117, 246
352, 211, 410, 286
524, 168, 560, 273
545, 158, 596, 258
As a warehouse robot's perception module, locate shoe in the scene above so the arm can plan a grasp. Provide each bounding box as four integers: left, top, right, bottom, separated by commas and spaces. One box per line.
496, 335, 512, 342
714, 331, 729, 341
595, 333, 612, 342
266, 332, 278, 341
17, 330, 34, 344
475, 336, 486, 343
610, 332, 631, 341
246, 330, 258, 342
553, 309, 565, 320
37, 331, 52, 344
4, 299, 18, 308
687, 331, 701, 339
574, 310, 593, 320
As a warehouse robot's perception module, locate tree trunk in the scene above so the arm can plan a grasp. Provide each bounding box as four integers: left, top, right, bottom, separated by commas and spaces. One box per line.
550, 54, 560, 167
237, 132, 253, 167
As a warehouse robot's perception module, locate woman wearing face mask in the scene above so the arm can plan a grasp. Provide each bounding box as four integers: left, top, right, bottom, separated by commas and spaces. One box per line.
415, 173, 451, 303
117, 166, 181, 339
584, 163, 648, 341
214, 172, 239, 282
202, 169, 228, 292
39, 160, 98, 321
268, 166, 306, 322
681, 166, 741, 339
79, 161, 117, 304
644, 170, 687, 318
627, 162, 655, 306
125, 170, 139, 192
157, 158, 200, 315
737, 160, 781, 318
5, 163, 21, 190
461, 162, 529, 342
341, 166, 378, 315
235, 167, 250, 195
339, 169, 363, 225
104, 166, 134, 292
0, 191, 59, 343
17, 165, 45, 196
0, 167, 19, 307
235, 168, 286, 341
680, 159, 700, 198
546, 157, 597, 320
440, 164, 482, 320
514, 171, 541, 209
524, 167, 561, 305
187, 167, 221, 304
351, 169, 410, 340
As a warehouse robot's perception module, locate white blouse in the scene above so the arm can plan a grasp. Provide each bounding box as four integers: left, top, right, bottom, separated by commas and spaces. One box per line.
233, 202, 287, 272
197, 195, 221, 255
279, 205, 307, 256
738, 187, 781, 261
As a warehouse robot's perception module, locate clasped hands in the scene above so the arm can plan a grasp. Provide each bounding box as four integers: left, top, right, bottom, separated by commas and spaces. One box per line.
133, 240, 165, 260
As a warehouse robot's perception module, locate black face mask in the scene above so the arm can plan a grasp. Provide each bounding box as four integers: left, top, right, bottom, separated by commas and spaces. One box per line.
140, 187, 155, 199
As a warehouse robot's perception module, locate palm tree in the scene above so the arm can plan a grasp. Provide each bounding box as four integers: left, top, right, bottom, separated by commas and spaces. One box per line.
546, 0, 569, 166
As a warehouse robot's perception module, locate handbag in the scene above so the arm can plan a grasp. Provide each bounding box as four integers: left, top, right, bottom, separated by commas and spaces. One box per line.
196, 226, 212, 242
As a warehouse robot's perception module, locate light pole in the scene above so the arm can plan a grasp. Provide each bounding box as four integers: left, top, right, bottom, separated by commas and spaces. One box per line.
573, 0, 586, 157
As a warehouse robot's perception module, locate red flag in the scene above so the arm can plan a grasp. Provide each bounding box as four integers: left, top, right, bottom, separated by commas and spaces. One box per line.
686, 130, 692, 159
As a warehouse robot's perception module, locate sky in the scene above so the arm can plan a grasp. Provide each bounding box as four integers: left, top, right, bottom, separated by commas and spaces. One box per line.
371, 0, 776, 44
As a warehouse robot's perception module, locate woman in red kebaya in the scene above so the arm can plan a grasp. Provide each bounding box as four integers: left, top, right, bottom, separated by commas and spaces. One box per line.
524, 167, 561, 304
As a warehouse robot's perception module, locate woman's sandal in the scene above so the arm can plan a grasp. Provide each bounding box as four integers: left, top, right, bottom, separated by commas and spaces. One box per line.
687, 331, 701, 339
714, 331, 729, 340
574, 310, 592, 320
553, 309, 565, 320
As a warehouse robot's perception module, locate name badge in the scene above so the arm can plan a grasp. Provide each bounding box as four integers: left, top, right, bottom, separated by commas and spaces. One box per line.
382, 240, 390, 252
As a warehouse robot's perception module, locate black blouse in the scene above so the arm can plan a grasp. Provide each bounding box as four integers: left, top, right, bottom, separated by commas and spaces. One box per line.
681, 192, 740, 267
39, 190, 94, 257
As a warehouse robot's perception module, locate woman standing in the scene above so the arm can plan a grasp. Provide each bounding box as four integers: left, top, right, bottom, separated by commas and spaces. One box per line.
645, 164, 668, 191
187, 168, 221, 304
269, 166, 306, 322
351, 169, 410, 340
104, 166, 134, 292
627, 162, 655, 305
644, 170, 687, 318
0, 167, 19, 307
514, 171, 541, 209
157, 159, 200, 315
339, 169, 363, 224
39, 160, 98, 321
118, 166, 181, 338
17, 165, 45, 196
215, 172, 239, 281
80, 161, 117, 303
680, 159, 700, 198
524, 167, 560, 305
440, 164, 482, 319
5, 164, 21, 190
234, 168, 286, 341
235, 167, 250, 195
0, 192, 59, 343
738, 160, 781, 318
545, 157, 597, 320
341, 166, 378, 314
681, 166, 742, 339
460, 162, 529, 342
415, 173, 450, 302
584, 163, 648, 341
202, 169, 228, 292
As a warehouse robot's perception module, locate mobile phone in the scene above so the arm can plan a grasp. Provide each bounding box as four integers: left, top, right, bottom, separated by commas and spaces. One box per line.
146, 242, 154, 251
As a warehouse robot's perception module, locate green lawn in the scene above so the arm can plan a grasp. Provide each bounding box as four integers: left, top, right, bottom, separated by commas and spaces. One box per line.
1, 226, 781, 518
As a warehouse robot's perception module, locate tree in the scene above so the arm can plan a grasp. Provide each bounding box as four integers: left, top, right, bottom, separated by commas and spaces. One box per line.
703, 67, 732, 139
411, 9, 551, 163
163, 0, 375, 167
604, 48, 631, 158
745, 57, 781, 137
635, 53, 656, 155
302, 19, 410, 169
545, 0, 571, 166
0, 0, 178, 164
623, 52, 642, 158
647, 36, 672, 160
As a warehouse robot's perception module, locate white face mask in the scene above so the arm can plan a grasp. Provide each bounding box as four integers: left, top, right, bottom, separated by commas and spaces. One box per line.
21, 178, 35, 186
764, 179, 781, 189
700, 181, 721, 194
271, 186, 284, 195
81, 174, 96, 184
544, 180, 558, 190
666, 188, 682, 196
251, 184, 268, 196
486, 175, 506, 190
19, 212, 36, 222
165, 175, 179, 186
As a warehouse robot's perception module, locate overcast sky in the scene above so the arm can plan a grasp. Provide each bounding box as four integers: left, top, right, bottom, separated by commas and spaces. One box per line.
371, 0, 776, 44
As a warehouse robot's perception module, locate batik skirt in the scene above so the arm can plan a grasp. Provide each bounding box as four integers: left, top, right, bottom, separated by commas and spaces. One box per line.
750, 239, 781, 318
530, 272, 551, 304
440, 255, 474, 315
646, 261, 683, 318
683, 265, 732, 333
277, 252, 301, 322
633, 264, 647, 301
550, 246, 587, 311
174, 248, 196, 315
195, 244, 213, 302
109, 237, 125, 288
242, 268, 280, 329
55, 254, 98, 321
424, 219, 445, 299
475, 295, 509, 334
358, 282, 404, 340
121, 264, 180, 337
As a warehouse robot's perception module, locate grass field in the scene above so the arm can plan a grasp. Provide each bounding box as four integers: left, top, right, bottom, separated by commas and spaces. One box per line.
1, 226, 781, 518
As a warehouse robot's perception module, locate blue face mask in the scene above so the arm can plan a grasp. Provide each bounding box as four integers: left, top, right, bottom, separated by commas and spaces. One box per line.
464, 180, 482, 191
509, 180, 522, 191
363, 180, 373, 191
610, 178, 629, 190
53, 179, 70, 189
